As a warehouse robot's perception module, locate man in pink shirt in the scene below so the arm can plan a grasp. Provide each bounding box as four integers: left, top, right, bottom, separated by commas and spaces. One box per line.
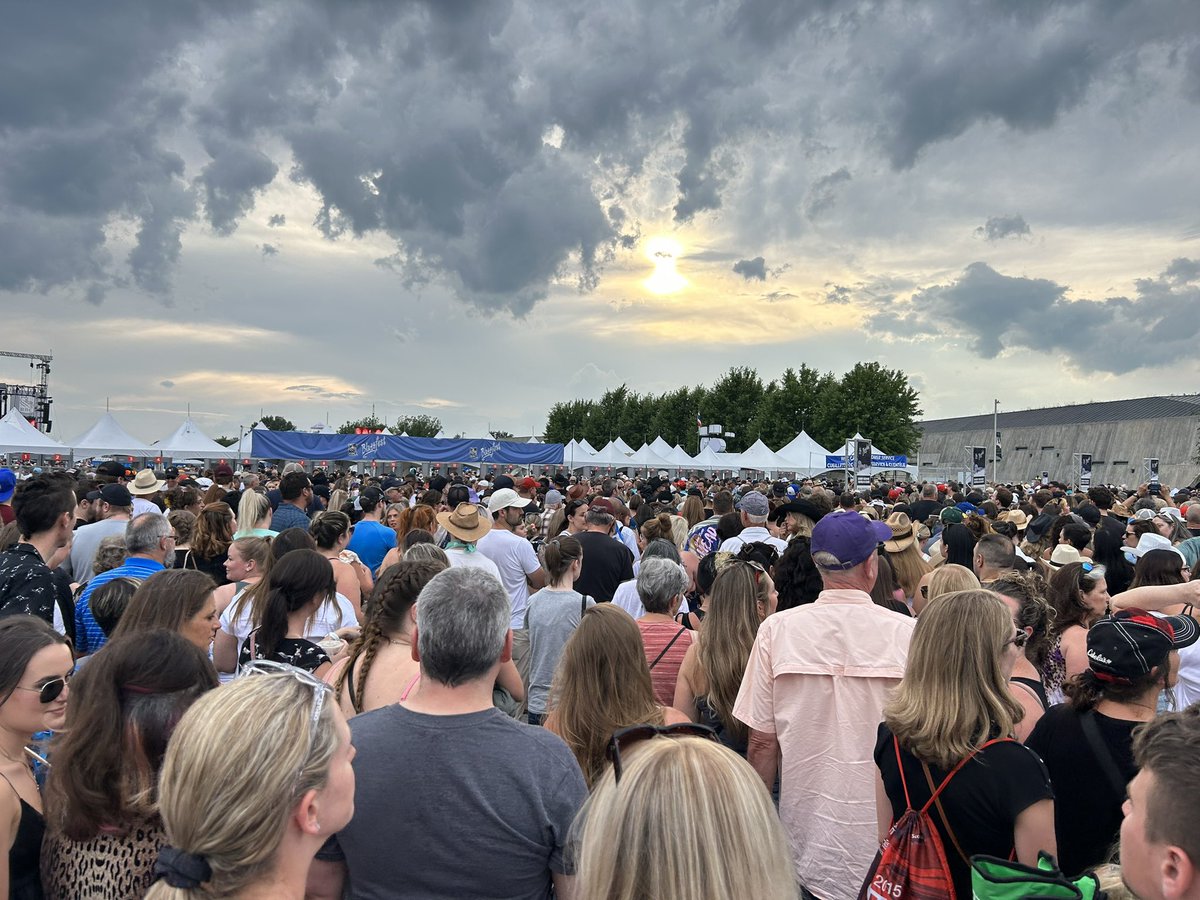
734, 510, 916, 900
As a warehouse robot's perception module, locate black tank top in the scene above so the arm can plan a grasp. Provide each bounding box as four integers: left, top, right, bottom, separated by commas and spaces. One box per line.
1011, 675, 1049, 711
2, 772, 45, 900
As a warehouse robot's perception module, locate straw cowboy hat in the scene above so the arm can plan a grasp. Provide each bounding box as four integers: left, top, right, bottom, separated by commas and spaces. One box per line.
127, 468, 166, 496
999, 509, 1030, 532
437, 502, 492, 543
883, 512, 916, 553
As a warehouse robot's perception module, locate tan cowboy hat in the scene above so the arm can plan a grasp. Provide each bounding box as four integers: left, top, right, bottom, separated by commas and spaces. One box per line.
127, 468, 166, 496
883, 512, 916, 552
999, 509, 1030, 531
437, 502, 492, 543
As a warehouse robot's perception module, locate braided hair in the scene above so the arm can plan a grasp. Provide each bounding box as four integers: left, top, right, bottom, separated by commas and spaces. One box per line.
335, 559, 447, 713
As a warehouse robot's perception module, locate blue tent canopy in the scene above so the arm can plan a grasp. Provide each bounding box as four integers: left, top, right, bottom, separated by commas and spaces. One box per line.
250, 430, 564, 465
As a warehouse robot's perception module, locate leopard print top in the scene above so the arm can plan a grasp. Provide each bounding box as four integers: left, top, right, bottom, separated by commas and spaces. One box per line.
40, 815, 167, 900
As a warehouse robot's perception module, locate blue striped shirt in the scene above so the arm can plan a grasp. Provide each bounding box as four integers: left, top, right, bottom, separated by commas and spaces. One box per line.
73, 557, 164, 655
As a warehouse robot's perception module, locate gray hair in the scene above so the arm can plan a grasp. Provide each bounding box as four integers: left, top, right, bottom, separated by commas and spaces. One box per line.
636, 556, 689, 615
404, 543, 450, 566
416, 567, 510, 687
642, 538, 681, 565
125, 512, 172, 555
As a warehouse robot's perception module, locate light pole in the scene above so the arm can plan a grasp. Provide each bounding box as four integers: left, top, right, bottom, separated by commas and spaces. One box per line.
993, 399, 1000, 484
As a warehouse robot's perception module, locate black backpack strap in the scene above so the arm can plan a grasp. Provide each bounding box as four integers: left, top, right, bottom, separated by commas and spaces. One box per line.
1080, 710, 1129, 797
649, 627, 687, 670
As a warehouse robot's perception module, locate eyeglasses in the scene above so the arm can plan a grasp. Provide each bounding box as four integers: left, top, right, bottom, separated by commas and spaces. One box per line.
919, 585, 929, 599
14, 671, 73, 704
606, 722, 719, 782
241, 660, 332, 788
1007, 631, 1029, 649
1080, 561, 1095, 573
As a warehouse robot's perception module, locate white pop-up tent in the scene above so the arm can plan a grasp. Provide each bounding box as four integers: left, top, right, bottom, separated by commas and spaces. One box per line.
0, 408, 69, 455
563, 440, 597, 469
627, 443, 673, 470
610, 437, 636, 457
776, 431, 834, 473
649, 436, 675, 459
666, 444, 695, 467
588, 440, 629, 468
736, 438, 790, 475
68, 412, 155, 458
153, 418, 233, 460
691, 443, 728, 472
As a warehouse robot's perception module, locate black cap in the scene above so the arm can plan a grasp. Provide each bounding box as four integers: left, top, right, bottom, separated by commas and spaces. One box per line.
99, 484, 132, 507
95, 460, 126, 479
492, 474, 515, 491
164, 466, 180, 479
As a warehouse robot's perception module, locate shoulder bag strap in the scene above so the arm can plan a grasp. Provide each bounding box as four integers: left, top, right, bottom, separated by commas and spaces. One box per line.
1080, 710, 1129, 797
649, 627, 687, 670
921, 737, 1015, 865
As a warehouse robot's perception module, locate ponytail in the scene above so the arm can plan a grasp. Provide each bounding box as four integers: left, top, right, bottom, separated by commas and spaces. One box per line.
539, 535, 582, 584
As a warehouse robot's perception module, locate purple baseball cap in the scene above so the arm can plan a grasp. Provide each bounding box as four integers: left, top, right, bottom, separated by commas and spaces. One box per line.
810, 510, 892, 570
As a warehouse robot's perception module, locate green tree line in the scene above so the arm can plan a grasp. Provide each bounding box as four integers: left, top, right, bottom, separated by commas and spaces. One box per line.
543, 363, 922, 456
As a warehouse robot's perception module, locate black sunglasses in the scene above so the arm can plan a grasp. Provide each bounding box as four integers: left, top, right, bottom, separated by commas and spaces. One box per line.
606, 722, 718, 782
15, 672, 72, 704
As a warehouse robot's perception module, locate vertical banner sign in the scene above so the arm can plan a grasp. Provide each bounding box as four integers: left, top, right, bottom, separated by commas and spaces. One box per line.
1079, 454, 1092, 489
1042, 471, 1050, 486
1146, 457, 1160, 487
971, 447, 986, 487
854, 439, 872, 489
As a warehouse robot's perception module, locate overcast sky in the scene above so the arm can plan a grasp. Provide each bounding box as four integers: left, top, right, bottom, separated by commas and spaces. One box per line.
5, 0, 1200, 446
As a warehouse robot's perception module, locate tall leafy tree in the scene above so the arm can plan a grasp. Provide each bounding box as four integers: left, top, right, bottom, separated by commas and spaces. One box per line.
393, 415, 442, 437
748, 365, 833, 448
824, 362, 922, 454
701, 367, 765, 452
256, 414, 295, 432
337, 415, 388, 435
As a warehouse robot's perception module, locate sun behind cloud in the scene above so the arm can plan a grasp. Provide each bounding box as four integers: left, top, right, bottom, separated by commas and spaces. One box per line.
643, 236, 688, 295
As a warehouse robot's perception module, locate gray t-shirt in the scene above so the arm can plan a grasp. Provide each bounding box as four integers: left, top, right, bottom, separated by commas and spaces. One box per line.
332, 704, 587, 900
63, 516, 128, 583
524, 588, 595, 714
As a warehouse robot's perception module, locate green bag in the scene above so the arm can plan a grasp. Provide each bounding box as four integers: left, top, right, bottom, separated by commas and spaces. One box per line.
971, 853, 1103, 900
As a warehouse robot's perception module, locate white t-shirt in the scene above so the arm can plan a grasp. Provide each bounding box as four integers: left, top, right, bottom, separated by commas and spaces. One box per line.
476, 529, 542, 628
444, 547, 503, 581
718, 526, 788, 556
219, 587, 356, 665
1174, 641, 1200, 709
610, 579, 645, 619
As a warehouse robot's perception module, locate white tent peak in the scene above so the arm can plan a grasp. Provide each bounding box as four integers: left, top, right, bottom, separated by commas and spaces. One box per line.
67, 412, 154, 457
152, 418, 232, 460
0, 408, 68, 454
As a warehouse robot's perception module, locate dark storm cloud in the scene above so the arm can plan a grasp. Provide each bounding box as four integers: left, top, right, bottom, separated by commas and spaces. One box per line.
733, 257, 768, 281
976, 214, 1031, 241
1164, 257, 1200, 284
2, 0, 1198, 313
864, 259, 1200, 373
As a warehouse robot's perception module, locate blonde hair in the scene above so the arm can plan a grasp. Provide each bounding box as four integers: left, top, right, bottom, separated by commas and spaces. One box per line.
886, 541, 932, 600
144, 674, 341, 899
549, 605, 663, 788
236, 491, 271, 533
885, 589, 1023, 769
575, 737, 795, 900
697, 562, 770, 746
927, 563, 979, 600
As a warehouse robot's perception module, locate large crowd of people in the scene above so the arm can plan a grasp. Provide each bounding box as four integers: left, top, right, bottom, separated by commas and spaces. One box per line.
0, 458, 1199, 899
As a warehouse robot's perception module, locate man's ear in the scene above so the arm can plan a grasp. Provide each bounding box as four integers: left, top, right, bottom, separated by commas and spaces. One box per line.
500, 629, 513, 664
409, 626, 421, 663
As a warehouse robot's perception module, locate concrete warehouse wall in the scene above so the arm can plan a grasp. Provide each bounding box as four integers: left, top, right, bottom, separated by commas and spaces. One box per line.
916, 417, 1200, 488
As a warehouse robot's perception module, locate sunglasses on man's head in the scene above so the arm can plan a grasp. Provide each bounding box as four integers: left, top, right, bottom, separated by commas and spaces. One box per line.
14, 672, 72, 704
606, 722, 718, 782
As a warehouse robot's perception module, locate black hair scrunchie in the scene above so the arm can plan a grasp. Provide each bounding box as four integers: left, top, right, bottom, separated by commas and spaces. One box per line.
154, 846, 213, 889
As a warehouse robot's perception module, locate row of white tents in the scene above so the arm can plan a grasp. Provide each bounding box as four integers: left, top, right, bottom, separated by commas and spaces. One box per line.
565, 432, 841, 475
2, 407, 907, 477
0, 409, 233, 460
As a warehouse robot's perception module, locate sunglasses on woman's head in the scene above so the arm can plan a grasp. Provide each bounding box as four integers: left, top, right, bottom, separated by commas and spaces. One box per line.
14, 672, 72, 704
606, 722, 719, 782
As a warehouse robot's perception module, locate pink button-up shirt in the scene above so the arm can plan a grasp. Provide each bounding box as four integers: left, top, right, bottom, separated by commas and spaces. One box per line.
734, 589, 916, 900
